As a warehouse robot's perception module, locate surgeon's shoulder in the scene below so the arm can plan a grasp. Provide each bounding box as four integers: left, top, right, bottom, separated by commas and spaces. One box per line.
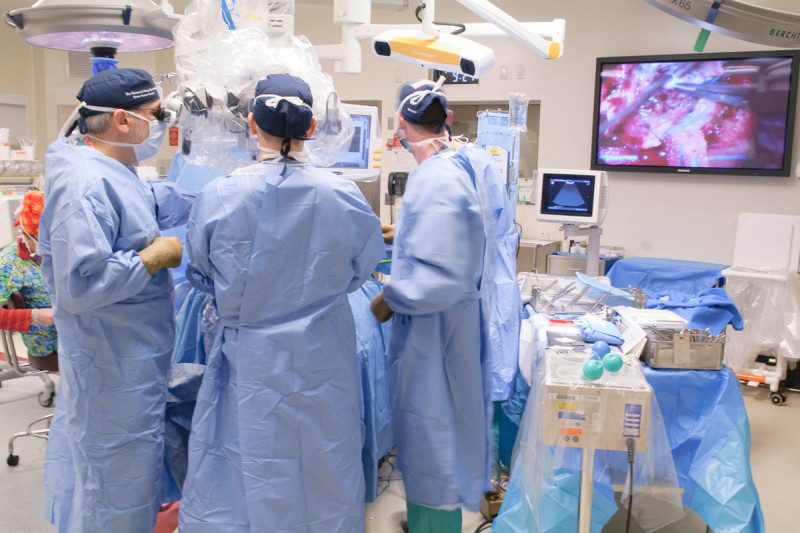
45, 142, 103, 196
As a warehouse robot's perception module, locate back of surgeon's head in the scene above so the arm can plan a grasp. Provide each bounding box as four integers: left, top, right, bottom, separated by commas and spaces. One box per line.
397, 78, 450, 135
250, 74, 315, 155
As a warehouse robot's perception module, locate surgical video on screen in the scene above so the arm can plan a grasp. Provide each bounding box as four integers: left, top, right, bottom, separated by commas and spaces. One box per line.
541, 177, 594, 217
331, 114, 371, 168
595, 57, 794, 170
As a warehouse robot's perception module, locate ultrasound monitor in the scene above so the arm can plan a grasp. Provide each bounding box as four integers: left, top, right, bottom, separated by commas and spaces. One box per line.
536, 169, 608, 226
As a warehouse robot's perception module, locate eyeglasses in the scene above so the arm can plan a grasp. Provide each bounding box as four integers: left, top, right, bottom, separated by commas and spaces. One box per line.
134, 106, 172, 123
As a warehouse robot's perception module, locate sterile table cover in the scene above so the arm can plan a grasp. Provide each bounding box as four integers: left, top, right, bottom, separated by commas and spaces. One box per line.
642, 365, 765, 533
607, 257, 727, 295
645, 287, 743, 336
492, 317, 684, 533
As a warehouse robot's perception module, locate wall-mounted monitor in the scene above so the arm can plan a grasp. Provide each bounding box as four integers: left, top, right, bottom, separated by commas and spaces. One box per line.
322, 103, 382, 181
536, 169, 608, 226
590, 50, 800, 176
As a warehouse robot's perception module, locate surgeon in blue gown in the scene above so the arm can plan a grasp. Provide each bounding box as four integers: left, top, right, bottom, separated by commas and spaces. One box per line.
38, 68, 194, 532
370, 78, 517, 533
178, 74, 384, 532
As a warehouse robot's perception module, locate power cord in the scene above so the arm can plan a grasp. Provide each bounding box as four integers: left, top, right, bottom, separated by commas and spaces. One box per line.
625, 437, 636, 533
377, 450, 402, 498
414, 3, 466, 34
474, 519, 492, 533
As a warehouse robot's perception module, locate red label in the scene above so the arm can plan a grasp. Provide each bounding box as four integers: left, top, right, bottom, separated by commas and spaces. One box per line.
168, 126, 179, 147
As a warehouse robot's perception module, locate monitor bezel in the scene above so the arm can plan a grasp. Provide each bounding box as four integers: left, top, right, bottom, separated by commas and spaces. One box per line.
590, 49, 800, 177
535, 169, 607, 226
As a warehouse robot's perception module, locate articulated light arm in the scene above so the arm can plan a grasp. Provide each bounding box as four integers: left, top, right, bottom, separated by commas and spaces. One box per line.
454, 0, 564, 59
315, 0, 566, 74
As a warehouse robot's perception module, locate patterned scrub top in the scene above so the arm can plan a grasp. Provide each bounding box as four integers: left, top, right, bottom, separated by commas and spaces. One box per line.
0, 242, 57, 356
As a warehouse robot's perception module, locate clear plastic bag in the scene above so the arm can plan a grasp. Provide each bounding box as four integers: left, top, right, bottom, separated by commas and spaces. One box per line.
169, 0, 353, 173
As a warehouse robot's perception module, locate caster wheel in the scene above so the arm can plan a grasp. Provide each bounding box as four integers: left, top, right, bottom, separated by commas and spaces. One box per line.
7, 454, 19, 466
39, 391, 54, 408
770, 393, 784, 405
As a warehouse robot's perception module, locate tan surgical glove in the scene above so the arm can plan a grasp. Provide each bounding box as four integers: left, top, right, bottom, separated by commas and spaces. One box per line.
138, 236, 183, 275
382, 224, 395, 244
370, 291, 394, 323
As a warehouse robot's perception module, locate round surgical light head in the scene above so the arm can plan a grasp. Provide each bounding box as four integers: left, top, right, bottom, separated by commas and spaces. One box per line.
6, 0, 177, 53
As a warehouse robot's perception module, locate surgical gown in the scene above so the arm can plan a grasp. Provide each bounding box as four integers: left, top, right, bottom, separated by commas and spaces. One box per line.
383, 145, 509, 512
179, 161, 384, 532
39, 138, 194, 532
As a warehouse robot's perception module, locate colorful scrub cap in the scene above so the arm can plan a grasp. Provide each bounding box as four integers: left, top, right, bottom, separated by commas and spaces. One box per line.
13, 191, 44, 238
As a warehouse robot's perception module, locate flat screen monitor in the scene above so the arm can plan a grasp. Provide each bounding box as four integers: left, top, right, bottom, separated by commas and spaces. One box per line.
324, 103, 381, 181
536, 169, 608, 226
591, 50, 800, 176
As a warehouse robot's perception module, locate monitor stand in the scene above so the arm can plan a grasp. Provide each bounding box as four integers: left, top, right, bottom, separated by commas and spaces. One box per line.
562, 224, 603, 277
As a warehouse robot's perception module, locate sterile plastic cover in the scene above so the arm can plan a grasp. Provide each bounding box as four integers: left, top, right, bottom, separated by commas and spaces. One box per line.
724, 268, 800, 371
170, 0, 353, 173
492, 316, 684, 533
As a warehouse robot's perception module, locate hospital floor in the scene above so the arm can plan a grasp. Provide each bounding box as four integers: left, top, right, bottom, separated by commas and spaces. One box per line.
1, 372, 798, 533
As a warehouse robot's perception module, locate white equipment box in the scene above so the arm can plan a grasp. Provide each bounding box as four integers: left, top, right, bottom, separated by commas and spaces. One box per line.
543, 348, 651, 452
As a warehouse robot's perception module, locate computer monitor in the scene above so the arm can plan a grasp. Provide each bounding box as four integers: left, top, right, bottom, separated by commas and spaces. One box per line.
535, 169, 608, 226
323, 103, 382, 181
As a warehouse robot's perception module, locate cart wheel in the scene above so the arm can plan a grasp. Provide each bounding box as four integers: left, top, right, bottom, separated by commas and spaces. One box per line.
38, 391, 54, 408
7, 454, 19, 466
770, 393, 784, 405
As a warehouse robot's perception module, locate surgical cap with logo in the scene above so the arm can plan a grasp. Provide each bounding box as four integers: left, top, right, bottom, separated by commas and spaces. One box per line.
252, 74, 314, 155
397, 79, 449, 134
72, 68, 160, 134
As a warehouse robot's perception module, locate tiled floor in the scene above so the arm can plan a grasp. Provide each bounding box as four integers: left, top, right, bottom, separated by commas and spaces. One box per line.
1, 369, 797, 532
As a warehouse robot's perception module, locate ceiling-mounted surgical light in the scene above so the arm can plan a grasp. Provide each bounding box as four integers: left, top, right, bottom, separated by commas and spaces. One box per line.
4, 0, 180, 53
642, 0, 800, 49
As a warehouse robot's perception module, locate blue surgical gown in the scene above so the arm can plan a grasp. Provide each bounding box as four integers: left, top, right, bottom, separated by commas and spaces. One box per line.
383, 144, 513, 512
178, 161, 384, 532
38, 138, 194, 532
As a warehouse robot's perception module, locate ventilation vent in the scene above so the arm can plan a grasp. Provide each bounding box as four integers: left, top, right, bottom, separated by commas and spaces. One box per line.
66, 51, 93, 80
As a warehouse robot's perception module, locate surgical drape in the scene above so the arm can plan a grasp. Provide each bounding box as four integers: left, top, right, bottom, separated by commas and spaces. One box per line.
39, 138, 193, 532
178, 161, 384, 532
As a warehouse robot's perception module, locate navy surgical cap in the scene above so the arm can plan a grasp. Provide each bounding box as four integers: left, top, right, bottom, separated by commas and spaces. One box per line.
77, 68, 159, 116
252, 74, 314, 144
71, 68, 159, 134
397, 79, 448, 133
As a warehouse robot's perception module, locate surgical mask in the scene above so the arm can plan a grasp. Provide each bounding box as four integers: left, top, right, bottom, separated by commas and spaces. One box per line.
82, 105, 167, 161
258, 145, 308, 163
397, 131, 450, 154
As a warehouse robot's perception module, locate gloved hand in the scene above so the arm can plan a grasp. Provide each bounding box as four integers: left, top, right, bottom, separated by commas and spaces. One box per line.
382, 224, 395, 244
370, 291, 394, 323
138, 236, 183, 275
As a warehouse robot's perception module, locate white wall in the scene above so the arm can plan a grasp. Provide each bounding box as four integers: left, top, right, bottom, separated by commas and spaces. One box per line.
4, 0, 799, 265
297, 0, 800, 265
